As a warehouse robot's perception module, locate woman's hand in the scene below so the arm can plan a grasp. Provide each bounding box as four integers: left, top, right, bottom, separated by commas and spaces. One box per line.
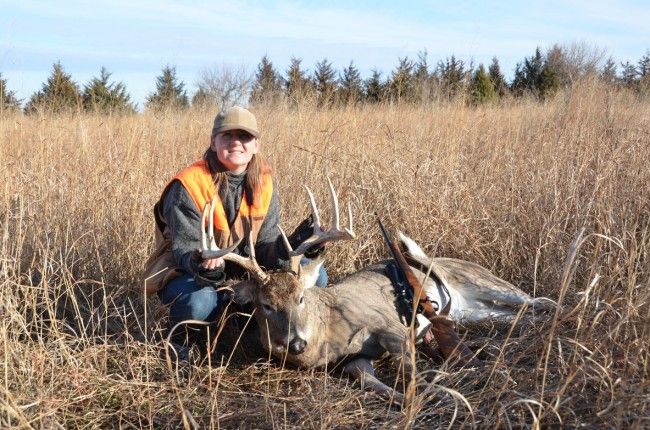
201, 256, 225, 270
190, 250, 224, 273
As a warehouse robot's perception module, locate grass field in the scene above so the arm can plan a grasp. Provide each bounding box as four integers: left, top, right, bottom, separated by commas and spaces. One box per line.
1, 79, 649, 428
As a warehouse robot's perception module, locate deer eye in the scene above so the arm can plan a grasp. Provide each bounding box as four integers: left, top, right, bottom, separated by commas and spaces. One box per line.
262, 303, 274, 313
299, 296, 305, 305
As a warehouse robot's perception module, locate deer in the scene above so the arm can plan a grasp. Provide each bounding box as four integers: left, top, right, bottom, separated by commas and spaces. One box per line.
200, 181, 545, 404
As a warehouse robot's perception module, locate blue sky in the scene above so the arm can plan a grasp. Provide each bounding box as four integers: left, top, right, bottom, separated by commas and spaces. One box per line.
1, 0, 648, 108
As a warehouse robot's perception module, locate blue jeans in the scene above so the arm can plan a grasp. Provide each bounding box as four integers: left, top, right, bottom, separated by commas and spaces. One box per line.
160, 274, 228, 327
160, 261, 328, 325
302, 257, 329, 288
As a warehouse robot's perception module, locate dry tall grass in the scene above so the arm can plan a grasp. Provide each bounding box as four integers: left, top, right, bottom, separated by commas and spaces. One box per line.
1, 79, 649, 428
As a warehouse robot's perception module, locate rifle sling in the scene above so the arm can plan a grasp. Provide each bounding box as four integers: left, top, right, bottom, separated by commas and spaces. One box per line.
400, 251, 481, 366
402, 253, 452, 317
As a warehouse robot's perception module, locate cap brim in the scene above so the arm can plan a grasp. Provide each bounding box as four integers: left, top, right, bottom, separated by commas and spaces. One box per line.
217, 124, 260, 138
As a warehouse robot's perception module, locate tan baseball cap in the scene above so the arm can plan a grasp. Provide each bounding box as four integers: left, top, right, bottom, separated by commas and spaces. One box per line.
212, 106, 260, 138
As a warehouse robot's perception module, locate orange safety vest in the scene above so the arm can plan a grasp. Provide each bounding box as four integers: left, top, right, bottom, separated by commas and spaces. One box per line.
142, 159, 273, 294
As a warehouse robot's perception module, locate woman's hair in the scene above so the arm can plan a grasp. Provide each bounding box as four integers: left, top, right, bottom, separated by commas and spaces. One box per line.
202, 145, 267, 206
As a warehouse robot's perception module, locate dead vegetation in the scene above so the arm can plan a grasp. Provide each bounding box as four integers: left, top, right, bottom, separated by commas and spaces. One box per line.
1, 80, 649, 428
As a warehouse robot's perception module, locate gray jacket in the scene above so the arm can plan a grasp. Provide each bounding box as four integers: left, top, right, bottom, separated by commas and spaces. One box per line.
162, 172, 288, 278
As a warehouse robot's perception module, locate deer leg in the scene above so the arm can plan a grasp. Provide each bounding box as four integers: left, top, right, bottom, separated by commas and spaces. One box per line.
378, 332, 417, 400
343, 357, 404, 406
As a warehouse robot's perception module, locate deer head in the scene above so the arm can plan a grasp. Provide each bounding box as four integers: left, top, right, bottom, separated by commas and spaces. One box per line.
201, 179, 354, 356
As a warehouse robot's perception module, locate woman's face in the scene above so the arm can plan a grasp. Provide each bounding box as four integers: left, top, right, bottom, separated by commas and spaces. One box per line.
210, 129, 259, 174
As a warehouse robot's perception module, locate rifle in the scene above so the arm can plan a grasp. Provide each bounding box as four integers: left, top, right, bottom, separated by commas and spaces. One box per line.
377, 217, 479, 366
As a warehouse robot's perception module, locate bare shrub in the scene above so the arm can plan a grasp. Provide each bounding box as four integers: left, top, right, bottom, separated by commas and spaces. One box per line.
193, 63, 253, 110
547, 41, 608, 85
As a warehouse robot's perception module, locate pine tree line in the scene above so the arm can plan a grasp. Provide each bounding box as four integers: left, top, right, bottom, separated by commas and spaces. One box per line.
2, 45, 649, 114
0, 73, 21, 114
4, 62, 135, 115
249, 46, 650, 106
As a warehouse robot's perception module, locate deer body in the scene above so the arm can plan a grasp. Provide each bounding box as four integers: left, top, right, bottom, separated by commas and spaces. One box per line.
233, 254, 538, 405
201, 182, 540, 403
248, 257, 536, 369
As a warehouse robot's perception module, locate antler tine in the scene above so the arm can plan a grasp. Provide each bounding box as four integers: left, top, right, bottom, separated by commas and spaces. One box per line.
201, 199, 210, 251
201, 199, 241, 258
208, 196, 216, 248
277, 225, 293, 253
284, 180, 356, 259
305, 186, 322, 231
245, 232, 258, 260
278, 225, 303, 274
327, 178, 340, 230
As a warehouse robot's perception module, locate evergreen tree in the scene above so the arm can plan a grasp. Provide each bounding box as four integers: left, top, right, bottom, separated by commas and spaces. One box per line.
510, 47, 545, 98
469, 64, 496, 105
82, 67, 134, 114
413, 50, 433, 102
145, 66, 189, 111
539, 62, 561, 100
436, 55, 467, 99
0, 73, 21, 113
313, 58, 337, 107
24, 62, 81, 114
250, 55, 283, 105
285, 57, 312, 104
620, 61, 638, 88
338, 61, 362, 105
524, 47, 545, 95
638, 50, 650, 78
488, 57, 507, 97
414, 50, 430, 83
600, 57, 617, 84
544, 44, 569, 86
638, 51, 650, 95
388, 56, 415, 103
364, 69, 386, 103
510, 63, 527, 96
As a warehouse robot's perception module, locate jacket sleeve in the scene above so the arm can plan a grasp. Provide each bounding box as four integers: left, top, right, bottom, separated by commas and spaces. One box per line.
162, 180, 205, 275
254, 187, 290, 270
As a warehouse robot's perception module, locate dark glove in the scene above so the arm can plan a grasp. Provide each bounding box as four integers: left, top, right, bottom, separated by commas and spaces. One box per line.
287, 215, 314, 248
286, 214, 326, 258
190, 250, 226, 288
304, 244, 325, 259
194, 269, 226, 288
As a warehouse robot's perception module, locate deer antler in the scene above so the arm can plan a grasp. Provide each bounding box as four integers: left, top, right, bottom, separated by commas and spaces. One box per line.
279, 179, 355, 272
201, 196, 270, 284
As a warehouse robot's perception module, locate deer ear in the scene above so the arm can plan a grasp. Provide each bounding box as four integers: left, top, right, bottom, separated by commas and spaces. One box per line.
231, 280, 256, 305
300, 258, 324, 289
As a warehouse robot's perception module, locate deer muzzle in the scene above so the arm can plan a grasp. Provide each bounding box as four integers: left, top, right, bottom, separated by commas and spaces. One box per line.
288, 337, 307, 355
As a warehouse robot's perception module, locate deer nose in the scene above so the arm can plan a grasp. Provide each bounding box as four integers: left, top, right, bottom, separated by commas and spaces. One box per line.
288, 337, 306, 355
